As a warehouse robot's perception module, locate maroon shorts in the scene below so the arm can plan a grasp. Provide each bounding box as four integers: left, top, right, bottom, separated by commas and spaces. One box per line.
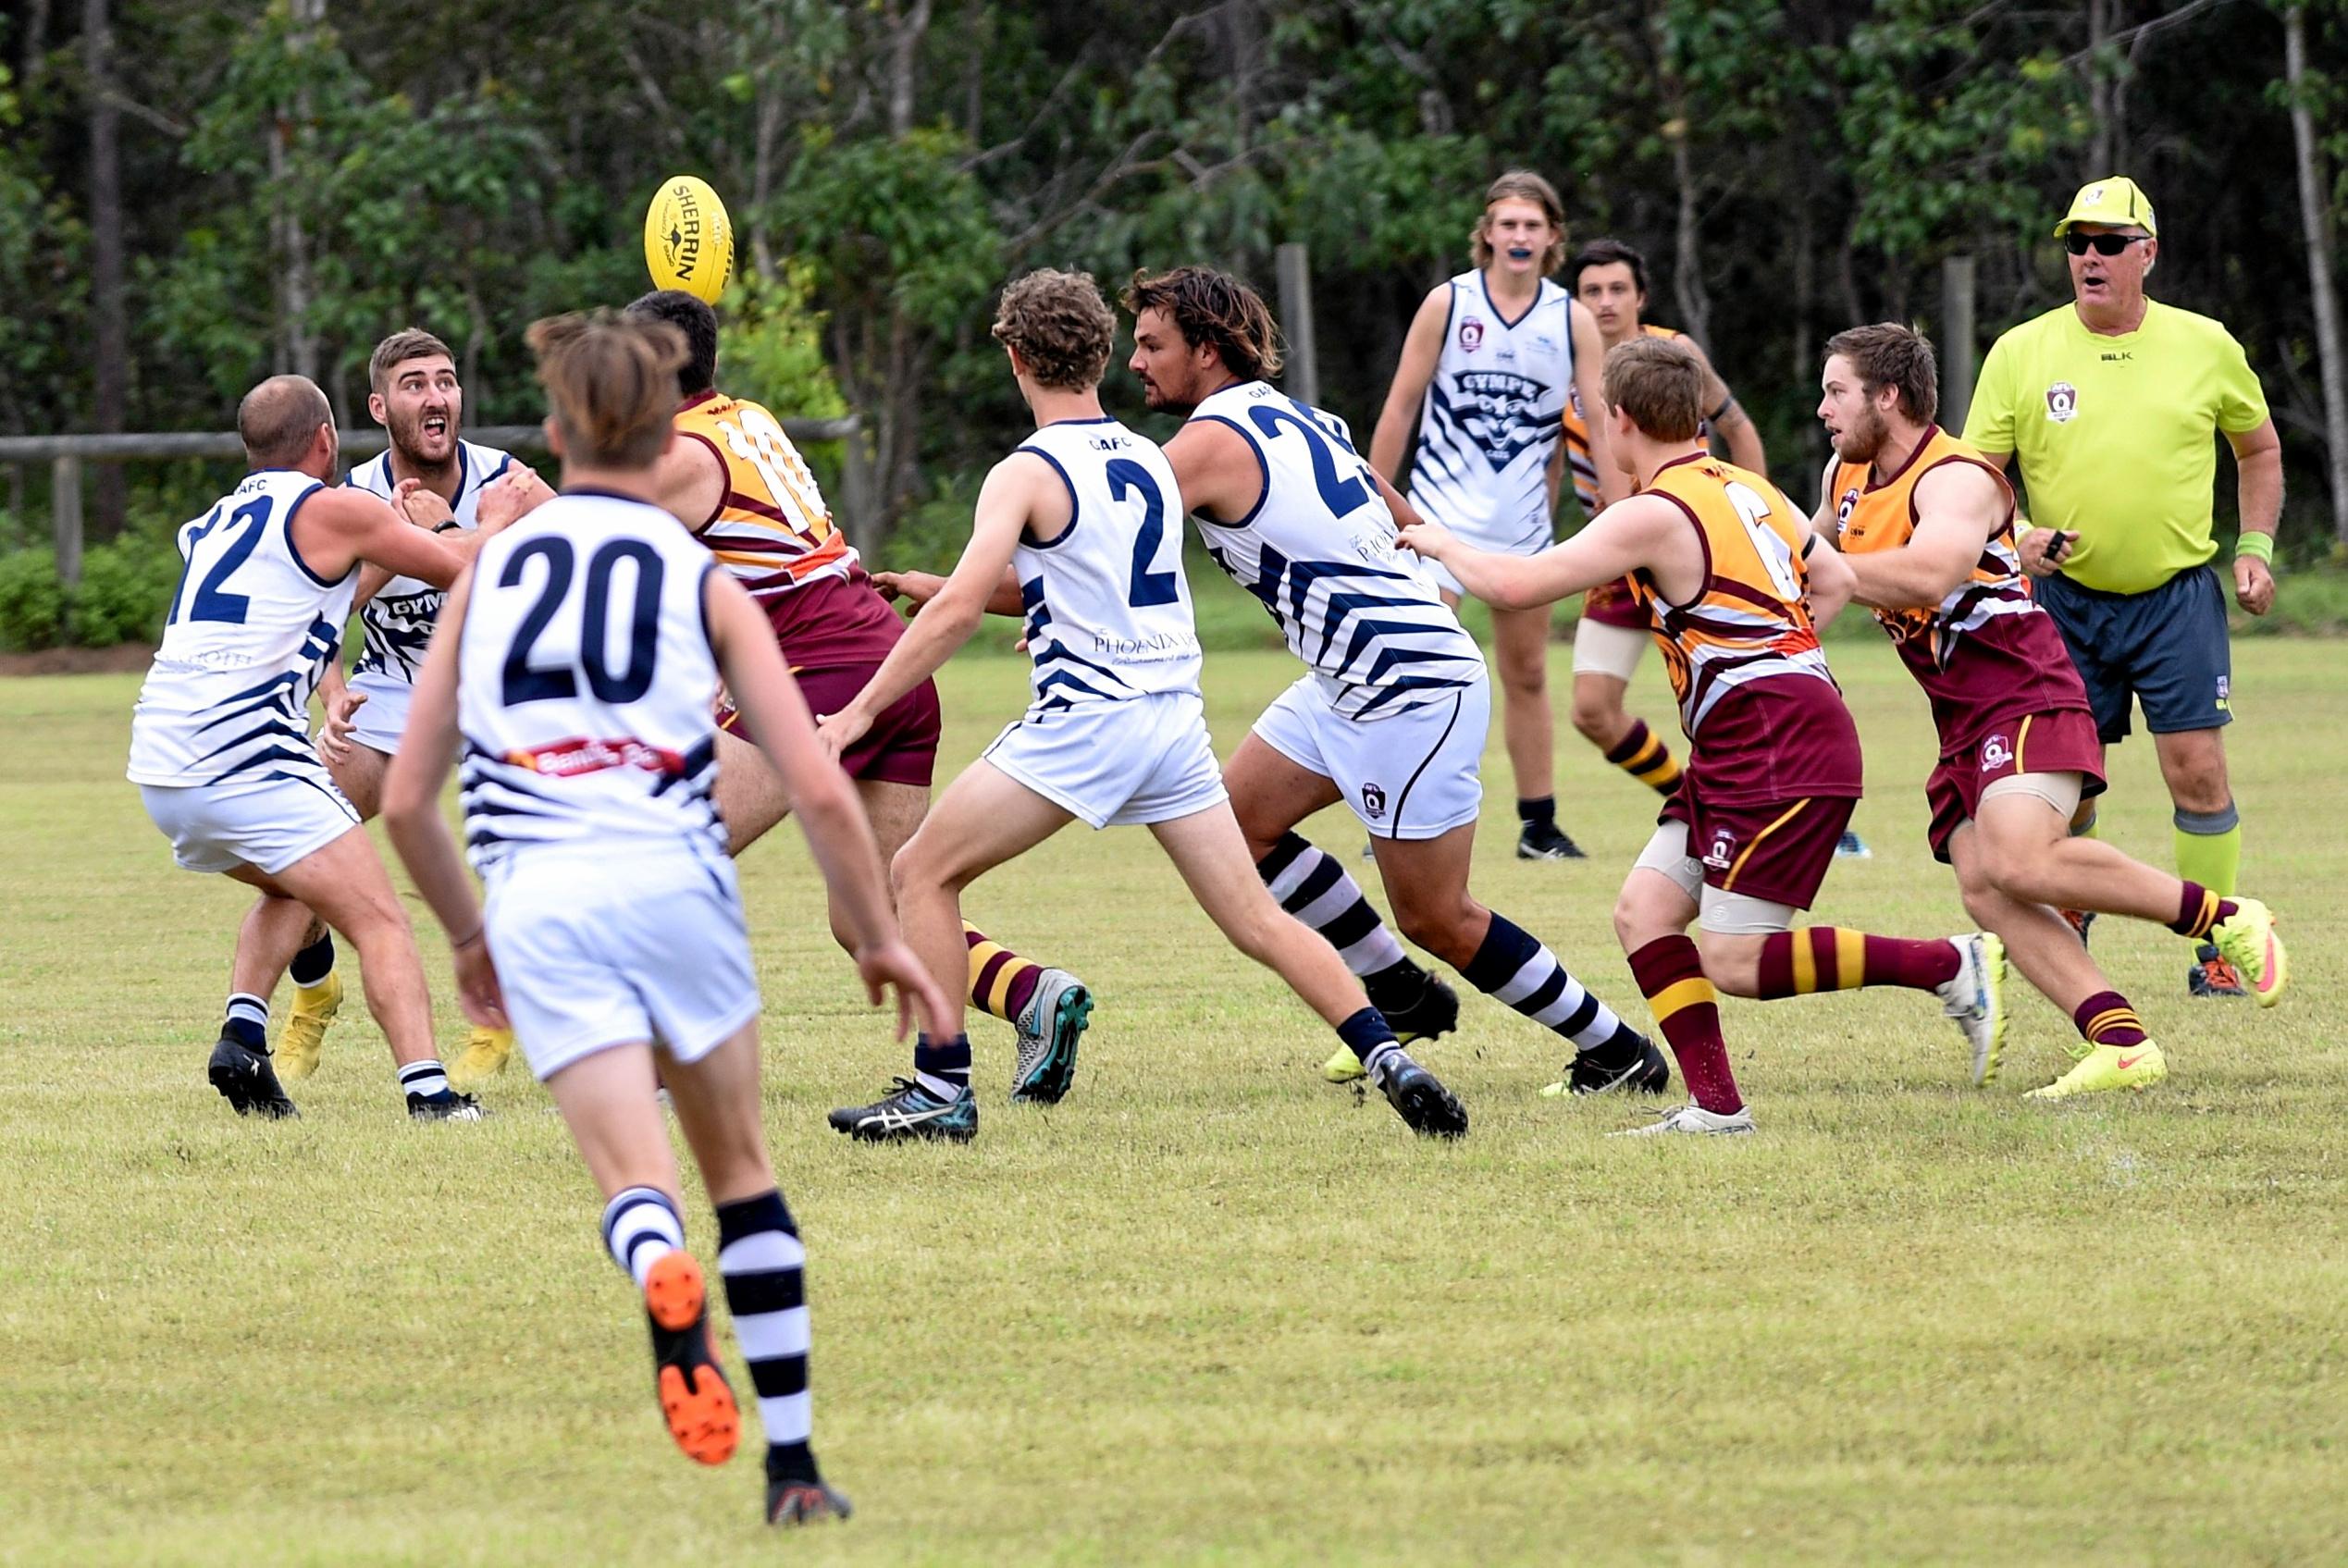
721, 665, 939, 787
1925, 709, 2107, 862
1582, 576, 1647, 630
1662, 787, 1858, 911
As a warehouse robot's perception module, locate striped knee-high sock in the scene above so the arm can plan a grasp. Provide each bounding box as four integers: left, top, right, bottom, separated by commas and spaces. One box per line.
1627, 935, 1741, 1113
2071, 990, 2147, 1050
1461, 911, 1643, 1056
963, 923, 1044, 1024
1255, 833, 1408, 977
600, 1186, 685, 1287
716, 1189, 819, 1482
1753, 928, 1960, 998
222, 992, 268, 1050
1604, 719, 1682, 796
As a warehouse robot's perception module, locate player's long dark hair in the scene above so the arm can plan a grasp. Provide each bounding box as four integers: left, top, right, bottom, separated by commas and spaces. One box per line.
1123, 266, 1285, 382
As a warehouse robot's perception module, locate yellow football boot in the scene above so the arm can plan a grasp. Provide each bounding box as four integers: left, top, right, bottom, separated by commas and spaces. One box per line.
2024, 1040, 2169, 1100
1322, 1045, 1366, 1083
277, 970, 342, 1081
2210, 898, 2288, 1008
448, 1026, 515, 1092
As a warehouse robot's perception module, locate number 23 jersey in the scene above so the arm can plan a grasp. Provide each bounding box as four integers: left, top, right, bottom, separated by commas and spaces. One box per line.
457, 491, 726, 871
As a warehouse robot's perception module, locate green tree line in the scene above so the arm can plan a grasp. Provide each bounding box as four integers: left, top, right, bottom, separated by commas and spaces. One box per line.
5, 0, 2346, 578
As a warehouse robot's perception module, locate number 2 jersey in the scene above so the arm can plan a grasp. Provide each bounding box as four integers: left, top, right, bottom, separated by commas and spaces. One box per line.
1188, 380, 1484, 721
1012, 417, 1202, 717
1828, 424, 2091, 757
128, 469, 356, 789
1630, 454, 1861, 805
456, 491, 725, 873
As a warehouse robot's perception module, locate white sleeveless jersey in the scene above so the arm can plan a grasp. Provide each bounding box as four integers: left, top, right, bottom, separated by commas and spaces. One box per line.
1189, 381, 1483, 720
1409, 271, 1573, 550
456, 491, 725, 871
1012, 418, 1204, 719
128, 470, 357, 787
345, 439, 514, 687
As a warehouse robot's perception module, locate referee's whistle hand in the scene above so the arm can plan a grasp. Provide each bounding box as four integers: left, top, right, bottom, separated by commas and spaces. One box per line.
2019, 527, 2073, 577
2234, 555, 2277, 616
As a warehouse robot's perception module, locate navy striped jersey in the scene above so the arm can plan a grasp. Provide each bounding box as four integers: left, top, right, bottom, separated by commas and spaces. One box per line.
456, 491, 724, 870
1189, 380, 1483, 720
344, 439, 514, 686
128, 469, 356, 787
1011, 417, 1203, 718
1410, 270, 1572, 550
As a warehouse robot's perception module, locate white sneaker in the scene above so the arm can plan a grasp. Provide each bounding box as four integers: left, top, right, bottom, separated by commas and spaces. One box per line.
1934, 932, 2008, 1087
1611, 1103, 1755, 1137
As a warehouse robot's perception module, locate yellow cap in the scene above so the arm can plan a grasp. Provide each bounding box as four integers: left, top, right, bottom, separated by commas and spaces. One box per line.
2055, 177, 2157, 238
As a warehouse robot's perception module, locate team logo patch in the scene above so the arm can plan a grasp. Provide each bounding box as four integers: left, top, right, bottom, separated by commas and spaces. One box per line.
1835, 487, 1860, 537
1458, 316, 1485, 353
2215, 674, 2231, 714
1980, 733, 2013, 772
1701, 829, 1736, 872
2045, 381, 2080, 424
1361, 783, 1389, 821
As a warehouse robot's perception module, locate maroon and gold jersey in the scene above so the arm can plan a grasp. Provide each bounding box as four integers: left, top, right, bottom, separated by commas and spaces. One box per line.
1831, 425, 2091, 755
1572, 327, 1687, 627
1633, 454, 1861, 805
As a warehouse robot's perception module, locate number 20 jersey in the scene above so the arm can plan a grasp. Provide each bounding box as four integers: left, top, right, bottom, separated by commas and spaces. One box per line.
1012, 417, 1203, 719
457, 492, 726, 873
1188, 380, 1483, 721
128, 469, 356, 788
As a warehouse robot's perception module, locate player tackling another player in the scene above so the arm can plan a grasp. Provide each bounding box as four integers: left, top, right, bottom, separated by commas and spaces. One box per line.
1812, 324, 2287, 1096
1403, 337, 2005, 1134
384, 311, 945, 1526
127, 375, 495, 1120
820, 269, 1465, 1140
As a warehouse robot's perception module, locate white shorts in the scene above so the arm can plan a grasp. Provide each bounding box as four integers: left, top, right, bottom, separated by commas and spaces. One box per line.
139, 772, 360, 876
1412, 497, 1552, 599
347, 671, 413, 756
1253, 671, 1490, 840
483, 843, 760, 1081
1630, 821, 1798, 936
982, 691, 1229, 830
1571, 616, 1649, 681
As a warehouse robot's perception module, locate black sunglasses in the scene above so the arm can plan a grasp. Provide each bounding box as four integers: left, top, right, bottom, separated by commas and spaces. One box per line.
2065, 232, 2150, 256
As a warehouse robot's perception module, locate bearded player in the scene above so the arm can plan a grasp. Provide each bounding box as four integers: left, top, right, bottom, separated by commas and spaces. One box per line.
216, 328, 548, 1092
1813, 325, 2286, 1098
614, 291, 1088, 1102
1404, 336, 2004, 1135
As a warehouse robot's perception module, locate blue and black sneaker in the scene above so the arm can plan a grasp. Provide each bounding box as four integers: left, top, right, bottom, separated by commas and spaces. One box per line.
208, 1033, 298, 1119
1369, 1049, 1468, 1139
827, 1078, 978, 1143
1010, 969, 1092, 1105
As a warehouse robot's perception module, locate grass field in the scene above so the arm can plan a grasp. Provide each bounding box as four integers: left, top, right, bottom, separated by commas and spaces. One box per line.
4, 634, 2344, 1566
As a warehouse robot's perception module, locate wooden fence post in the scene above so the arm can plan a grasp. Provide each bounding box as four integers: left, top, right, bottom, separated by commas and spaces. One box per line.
1940, 254, 1977, 438
1277, 242, 1320, 409
52, 453, 84, 588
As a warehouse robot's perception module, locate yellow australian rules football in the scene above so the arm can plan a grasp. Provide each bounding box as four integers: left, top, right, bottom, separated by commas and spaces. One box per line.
643, 175, 735, 303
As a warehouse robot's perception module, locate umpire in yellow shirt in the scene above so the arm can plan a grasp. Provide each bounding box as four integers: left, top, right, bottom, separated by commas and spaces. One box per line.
1963, 177, 2283, 998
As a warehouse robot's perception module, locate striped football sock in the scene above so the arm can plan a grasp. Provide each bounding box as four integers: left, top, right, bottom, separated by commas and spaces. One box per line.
1627, 935, 1741, 1114
2167, 881, 2239, 940
913, 1033, 970, 1102
716, 1189, 818, 1482
963, 923, 1043, 1024
600, 1186, 684, 1288
1461, 911, 1642, 1056
2071, 990, 2148, 1049
1255, 833, 1408, 977
223, 992, 268, 1051
1604, 719, 1683, 795
397, 1059, 451, 1100
1754, 929, 1960, 998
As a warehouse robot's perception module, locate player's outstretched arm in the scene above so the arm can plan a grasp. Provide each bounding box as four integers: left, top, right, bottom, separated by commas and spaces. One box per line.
1841, 463, 2004, 611
380, 566, 507, 1030
873, 566, 1024, 617
1403, 496, 1661, 611
294, 488, 471, 589
706, 568, 953, 1041
1368, 284, 1450, 483
1571, 302, 1630, 509
820, 454, 1039, 757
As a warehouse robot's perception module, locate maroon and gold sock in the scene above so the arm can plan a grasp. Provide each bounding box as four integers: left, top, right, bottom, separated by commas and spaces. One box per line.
2072, 990, 2148, 1049
1604, 720, 1683, 796
2168, 883, 2239, 941
1627, 935, 1741, 1114
965, 922, 1044, 1024
1753, 928, 1961, 998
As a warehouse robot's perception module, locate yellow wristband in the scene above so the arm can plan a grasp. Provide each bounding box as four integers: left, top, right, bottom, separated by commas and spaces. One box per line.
2235, 532, 2275, 564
